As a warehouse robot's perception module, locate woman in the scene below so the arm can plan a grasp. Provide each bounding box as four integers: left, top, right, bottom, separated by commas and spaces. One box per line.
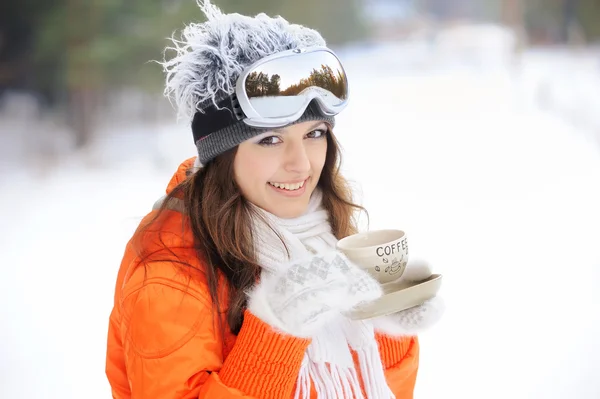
105, 2, 444, 398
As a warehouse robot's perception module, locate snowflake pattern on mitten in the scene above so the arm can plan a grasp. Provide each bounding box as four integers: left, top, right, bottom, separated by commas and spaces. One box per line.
248, 251, 383, 337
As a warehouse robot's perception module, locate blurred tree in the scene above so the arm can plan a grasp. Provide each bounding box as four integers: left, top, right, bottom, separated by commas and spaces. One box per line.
0, 0, 55, 96
501, 0, 526, 50
523, 0, 566, 43
575, 0, 600, 43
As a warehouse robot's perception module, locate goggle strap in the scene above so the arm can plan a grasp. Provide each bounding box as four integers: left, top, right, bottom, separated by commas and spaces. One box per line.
230, 93, 245, 121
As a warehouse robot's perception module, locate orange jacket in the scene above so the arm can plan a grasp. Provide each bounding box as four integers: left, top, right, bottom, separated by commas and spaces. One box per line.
105, 158, 419, 398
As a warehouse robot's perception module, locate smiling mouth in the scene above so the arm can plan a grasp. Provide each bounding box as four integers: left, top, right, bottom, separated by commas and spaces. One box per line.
267, 179, 307, 191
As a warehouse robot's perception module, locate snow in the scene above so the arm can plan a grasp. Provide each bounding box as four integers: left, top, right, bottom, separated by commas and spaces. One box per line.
1, 35, 599, 398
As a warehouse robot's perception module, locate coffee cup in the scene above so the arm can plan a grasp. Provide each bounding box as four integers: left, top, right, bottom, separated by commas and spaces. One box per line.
337, 229, 409, 285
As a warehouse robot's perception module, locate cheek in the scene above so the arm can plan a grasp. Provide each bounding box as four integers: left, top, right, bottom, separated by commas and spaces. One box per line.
309, 142, 328, 176
234, 151, 278, 192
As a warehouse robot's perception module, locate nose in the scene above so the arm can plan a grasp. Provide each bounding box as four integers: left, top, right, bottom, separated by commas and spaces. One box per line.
283, 139, 310, 174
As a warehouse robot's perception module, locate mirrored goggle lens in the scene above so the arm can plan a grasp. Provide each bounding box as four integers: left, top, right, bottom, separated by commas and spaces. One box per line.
244, 51, 348, 118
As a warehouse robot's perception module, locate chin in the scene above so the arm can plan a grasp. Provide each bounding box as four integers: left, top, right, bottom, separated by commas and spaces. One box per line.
271, 207, 306, 219
268, 200, 310, 219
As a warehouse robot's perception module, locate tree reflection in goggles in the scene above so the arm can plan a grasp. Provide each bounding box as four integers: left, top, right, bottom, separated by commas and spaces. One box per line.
243, 51, 348, 104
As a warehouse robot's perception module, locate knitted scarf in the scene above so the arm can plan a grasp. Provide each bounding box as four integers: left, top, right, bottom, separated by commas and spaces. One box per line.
250, 189, 394, 399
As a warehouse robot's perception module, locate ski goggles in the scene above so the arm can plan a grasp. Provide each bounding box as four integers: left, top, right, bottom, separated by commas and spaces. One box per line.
231, 46, 349, 128
191, 46, 349, 143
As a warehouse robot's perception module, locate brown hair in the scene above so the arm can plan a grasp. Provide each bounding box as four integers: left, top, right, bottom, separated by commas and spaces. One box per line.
136, 129, 366, 335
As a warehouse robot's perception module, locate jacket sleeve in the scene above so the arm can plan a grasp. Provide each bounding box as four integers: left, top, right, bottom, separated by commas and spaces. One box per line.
118, 276, 311, 399
377, 334, 420, 399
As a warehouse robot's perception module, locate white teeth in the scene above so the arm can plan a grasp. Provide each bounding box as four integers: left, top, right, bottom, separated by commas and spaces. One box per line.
269, 180, 306, 191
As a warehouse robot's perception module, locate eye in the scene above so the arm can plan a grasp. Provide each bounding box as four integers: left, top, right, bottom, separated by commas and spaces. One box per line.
306, 129, 327, 139
258, 136, 283, 146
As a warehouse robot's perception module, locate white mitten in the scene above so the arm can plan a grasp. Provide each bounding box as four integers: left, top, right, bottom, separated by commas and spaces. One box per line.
372, 259, 445, 336
400, 258, 434, 283
372, 297, 445, 336
247, 251, 383, 337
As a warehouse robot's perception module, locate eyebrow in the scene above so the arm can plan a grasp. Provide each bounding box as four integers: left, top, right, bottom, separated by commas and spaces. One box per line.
271, 121, 327, 134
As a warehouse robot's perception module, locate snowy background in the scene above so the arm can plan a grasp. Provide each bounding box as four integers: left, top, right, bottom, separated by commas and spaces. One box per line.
1, 27, 600, 398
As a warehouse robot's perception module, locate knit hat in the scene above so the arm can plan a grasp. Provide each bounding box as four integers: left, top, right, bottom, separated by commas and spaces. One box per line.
161, 1, 336, 166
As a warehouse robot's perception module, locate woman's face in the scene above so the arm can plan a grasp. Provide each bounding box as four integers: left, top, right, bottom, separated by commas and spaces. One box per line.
233, 120, 329, 219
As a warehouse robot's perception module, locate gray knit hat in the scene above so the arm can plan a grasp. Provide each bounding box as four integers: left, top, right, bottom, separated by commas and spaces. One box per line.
161, 1, 336, 166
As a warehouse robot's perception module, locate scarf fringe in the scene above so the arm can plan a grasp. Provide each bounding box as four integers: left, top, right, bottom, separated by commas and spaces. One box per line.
294, 357, 311, 399
356, 344, 396, 399
294, 358, 367, 399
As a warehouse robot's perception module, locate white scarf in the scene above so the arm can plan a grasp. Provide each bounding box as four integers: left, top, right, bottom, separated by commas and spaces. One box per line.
250, 189, 394, 399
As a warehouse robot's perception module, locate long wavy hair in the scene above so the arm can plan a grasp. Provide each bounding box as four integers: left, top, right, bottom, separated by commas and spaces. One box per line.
135, 128, 366, 335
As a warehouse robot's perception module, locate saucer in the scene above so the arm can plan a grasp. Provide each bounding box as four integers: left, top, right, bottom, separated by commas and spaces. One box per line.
347, 274, 443, 321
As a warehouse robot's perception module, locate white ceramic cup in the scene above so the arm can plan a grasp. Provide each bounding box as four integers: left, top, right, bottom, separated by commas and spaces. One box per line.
336, 229, 409, 285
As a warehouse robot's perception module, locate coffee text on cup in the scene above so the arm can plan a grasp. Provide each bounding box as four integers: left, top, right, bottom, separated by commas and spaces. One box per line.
376, 238, 408, 257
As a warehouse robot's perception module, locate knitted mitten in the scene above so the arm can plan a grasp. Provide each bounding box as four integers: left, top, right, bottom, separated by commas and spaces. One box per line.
247, 251, 383, 337
372, 259, 445, 336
